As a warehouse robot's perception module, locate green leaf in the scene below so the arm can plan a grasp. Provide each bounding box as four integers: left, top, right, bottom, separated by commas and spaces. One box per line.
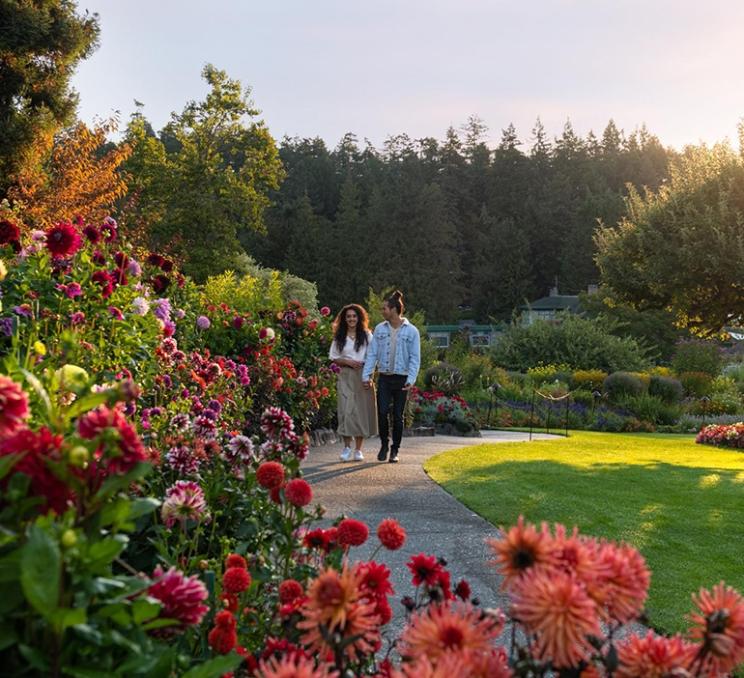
180, 654, 244, 678
65, 390, 111, 420
87, 535, 127, 569
20, 525, 60, 617
141, 617, 178, 631
131, 598, 160, 624
20, 369, 53, 420
0, 623, 18, 651
129, 497, 160, 520
18, 643, 50, 671
0, 550, 21, 583
50, 606, 87, 633
0, 454, 20, 481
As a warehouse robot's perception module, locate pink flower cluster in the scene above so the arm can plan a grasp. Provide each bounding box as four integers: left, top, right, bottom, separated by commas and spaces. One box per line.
696, 422, 744, 449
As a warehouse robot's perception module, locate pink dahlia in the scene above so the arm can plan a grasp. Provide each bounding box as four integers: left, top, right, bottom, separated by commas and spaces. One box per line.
147, 566, 209, 634
161, 480, 209, 528
77, 404, 146, 475
0, 375, 30, 437
45, 222, 82, 258
260, 406, 295, 439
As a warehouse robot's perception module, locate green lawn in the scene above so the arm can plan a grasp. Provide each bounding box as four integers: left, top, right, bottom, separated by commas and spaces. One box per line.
425, 431, 744, 633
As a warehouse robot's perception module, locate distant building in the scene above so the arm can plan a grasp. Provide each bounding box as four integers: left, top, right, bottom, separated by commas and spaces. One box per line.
425, 320, 504, 349
520, 284, 597, 325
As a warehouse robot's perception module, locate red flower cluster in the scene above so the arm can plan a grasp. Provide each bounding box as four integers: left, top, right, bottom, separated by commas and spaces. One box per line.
337, 518, 369, 547
208, 610, 237, 654
279, 579, 304, 604
377, 518, 406, 550
355, 561, 394, 624
696, 422, 744, 449
303, 527, 338, 553
0, 219, 21, 250
407, 553, 453, 600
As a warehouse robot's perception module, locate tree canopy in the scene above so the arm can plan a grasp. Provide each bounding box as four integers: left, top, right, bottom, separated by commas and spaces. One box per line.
595, 136, 744, 336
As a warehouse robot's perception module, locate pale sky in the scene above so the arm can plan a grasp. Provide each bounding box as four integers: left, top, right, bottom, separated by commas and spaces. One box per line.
71, 0, 744, 150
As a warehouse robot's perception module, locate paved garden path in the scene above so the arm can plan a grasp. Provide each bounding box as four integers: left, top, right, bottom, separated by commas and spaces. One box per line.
302, 430, 558, 637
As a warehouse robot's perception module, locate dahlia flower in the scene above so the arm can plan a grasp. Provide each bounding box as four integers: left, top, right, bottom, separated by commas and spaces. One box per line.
285, 478, 313, 507
377, 518, 407, 550
257, 655, 339, 678
488, 516, 554, 586
616, 632, 695, 677
147, 565, 209, 634
0, 375, 30, 437
161, 480, 209, 528
690, 581, 744, 674
45, 222, 82, 258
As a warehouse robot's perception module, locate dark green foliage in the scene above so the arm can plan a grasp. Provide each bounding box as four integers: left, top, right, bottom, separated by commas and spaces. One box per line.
671, 340, 722, 377
491, 314, 649, 373
245, 120, 672, 325
648, 375, 684, 404
603, 371, 646, 401
0, 0, 100, 196
678, 371, 714, 398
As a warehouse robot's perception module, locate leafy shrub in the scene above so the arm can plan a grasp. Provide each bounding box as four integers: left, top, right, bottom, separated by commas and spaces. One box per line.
621, 393, 682, 425
491, 314, 649, 373
572, 389, 595, 407
722, 362, 744, 393
672, 339, 722, 376
456, 352, 502, 391
422, 362, 464, 396
679, 371, 713, 397
570, 369, 608, 390
603, 371, 646, 402
648, 375, 684, 403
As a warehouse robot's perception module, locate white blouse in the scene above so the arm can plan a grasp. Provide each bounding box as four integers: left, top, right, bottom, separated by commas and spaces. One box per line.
329, 332, 372, 363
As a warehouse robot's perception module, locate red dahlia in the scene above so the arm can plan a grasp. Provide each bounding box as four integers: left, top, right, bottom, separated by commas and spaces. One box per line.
45, 222, 82, 258
226, 553, 247, 569
0, 375, 31, 437
284, 478, 313, 507
0, 427, 71, 514
208, 610, 237, 654
0, 219, 21, 250
256, 461, 285, 489
454, 579, 472, 601
407, 553, 443, 587
77, 404, 147, 475
279, 579, 304, 604
337, 518, 369, 547
377, 518, 406, 550
222, 566, 252, 594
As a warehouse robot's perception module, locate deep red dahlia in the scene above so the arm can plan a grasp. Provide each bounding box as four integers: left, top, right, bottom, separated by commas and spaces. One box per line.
0, 375, 30, 437
45, 222, 82, 258
91, 269, 115, 298
0, 220, 21, 249
83, 225, 101, 243
0, 427, 72, 514
407, 553, 443, 587
454, 579, 472, 601
226, 553, 247, 570
303, 528, 330, 551
208, 624, 237, 654
356, 561, 394, 600
256, 461, 285, 489
377, 518, 406, 550
147, 566, 209, 633
337, 518, 369, 547
279, 579, 304, 604
284, 478, 313, 507
223, 566, 252, 594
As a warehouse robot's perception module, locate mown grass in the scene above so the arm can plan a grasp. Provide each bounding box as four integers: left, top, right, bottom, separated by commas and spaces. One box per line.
425, 431, 744, 633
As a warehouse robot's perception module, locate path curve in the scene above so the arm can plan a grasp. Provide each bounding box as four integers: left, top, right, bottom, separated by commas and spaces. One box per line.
302, 430, 558, 635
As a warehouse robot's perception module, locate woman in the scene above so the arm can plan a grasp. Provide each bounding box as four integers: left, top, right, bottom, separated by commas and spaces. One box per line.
329, 304, 378, 461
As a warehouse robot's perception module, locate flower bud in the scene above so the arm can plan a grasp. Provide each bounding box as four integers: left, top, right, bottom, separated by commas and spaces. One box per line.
69, 445, 90, 468
61, 529, 77, 548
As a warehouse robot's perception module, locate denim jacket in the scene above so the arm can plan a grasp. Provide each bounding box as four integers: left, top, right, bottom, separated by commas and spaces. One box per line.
362, 318, 421, 385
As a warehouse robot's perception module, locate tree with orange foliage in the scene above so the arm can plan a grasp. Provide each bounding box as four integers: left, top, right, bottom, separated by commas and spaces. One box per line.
8, 119, 131, 228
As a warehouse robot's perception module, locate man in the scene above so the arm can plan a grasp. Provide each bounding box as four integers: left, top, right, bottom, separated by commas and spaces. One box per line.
362, 290, 421, 463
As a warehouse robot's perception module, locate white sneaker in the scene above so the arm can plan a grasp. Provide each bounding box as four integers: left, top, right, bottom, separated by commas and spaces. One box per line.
353, 449, 364, 461
340, 447, 352, 462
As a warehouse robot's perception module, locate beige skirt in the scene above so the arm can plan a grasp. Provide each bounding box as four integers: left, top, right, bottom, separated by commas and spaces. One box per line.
336, 367, 378, 438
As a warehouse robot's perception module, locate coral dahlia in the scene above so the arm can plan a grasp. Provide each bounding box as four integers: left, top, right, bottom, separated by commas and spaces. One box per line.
488, 515, 553, 586
257, 655, 339, 678
616, 632, 695, 678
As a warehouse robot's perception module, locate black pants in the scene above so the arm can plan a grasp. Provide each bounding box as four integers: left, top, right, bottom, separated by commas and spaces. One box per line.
377, 374, 408, 450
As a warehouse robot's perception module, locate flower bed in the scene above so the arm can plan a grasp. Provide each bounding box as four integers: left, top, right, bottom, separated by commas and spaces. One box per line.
696, 422, 744, 449
2, 218, 744, 676
407, 387, 480, 435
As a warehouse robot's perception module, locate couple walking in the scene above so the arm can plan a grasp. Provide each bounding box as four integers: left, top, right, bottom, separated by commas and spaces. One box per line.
329, 290, 421, 464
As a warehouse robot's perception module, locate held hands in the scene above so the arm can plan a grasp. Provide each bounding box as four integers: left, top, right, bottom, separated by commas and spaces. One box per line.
403, 383, 412, 390
362, 380, 371, 389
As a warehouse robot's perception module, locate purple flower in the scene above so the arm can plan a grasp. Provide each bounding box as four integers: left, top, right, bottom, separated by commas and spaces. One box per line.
174, 308, 186, 320
152, 298, 171, 322
13, 305, 32, 318
207, 399, 222, 413
0, 317, 13, 337
127, 259, 142, 277
196, 315, 210, 330
170, 413, 191, 430
330, 362, 341, 374
131, 296, 150, 316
